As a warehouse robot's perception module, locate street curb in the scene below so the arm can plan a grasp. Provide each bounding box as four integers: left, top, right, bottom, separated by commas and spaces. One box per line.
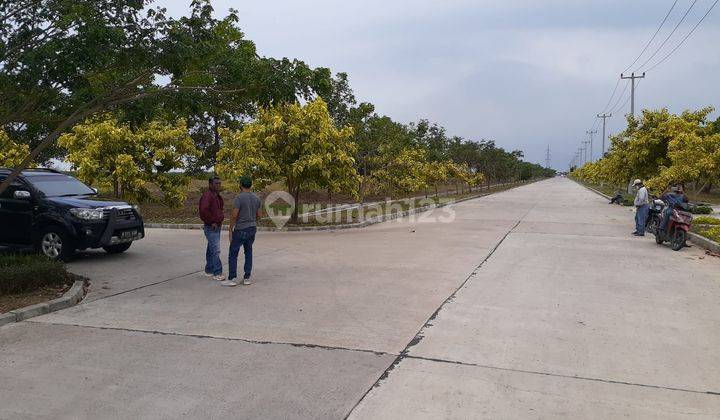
143, 187, 526, 232
688, 232, 720, 254
1, 280, 85, 327
572, 179, 720, 254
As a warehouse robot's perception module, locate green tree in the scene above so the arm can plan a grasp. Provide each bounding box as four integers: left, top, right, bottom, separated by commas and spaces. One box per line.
58, 116, 199, 207
216, 99, 359, 223
1, 0, 332, 192
372, 147, 428, 196
0, 130, 31, 167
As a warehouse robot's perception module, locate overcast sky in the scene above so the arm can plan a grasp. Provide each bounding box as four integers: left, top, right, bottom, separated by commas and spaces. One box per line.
159, 0, 720, 169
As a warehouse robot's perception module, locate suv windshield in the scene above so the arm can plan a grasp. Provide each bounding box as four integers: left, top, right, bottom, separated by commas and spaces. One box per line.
26, 174, 96, 197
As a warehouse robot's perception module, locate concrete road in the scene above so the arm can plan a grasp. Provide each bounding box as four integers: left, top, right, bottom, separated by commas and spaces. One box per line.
1, 178, 719, 419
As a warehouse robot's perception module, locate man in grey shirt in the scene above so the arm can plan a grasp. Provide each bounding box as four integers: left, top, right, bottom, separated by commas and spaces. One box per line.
223, 176, 262, 287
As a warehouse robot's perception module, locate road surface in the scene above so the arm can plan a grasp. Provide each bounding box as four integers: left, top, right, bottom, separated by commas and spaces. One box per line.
1, 178, 719, 419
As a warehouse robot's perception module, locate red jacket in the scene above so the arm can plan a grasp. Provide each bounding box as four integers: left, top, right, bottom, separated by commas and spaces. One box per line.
199, 190, 224, 225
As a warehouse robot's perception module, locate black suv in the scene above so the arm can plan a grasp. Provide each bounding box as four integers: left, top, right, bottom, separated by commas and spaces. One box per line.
0, 168, 144, 260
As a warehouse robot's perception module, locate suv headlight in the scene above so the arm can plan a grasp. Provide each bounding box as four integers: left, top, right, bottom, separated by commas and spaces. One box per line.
70, 208, 105, 220
132, 204, 142, 216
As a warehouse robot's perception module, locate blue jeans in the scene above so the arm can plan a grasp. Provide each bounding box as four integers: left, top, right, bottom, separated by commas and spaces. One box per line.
635, 204, 649, 234
203, 225, 222, 276
229, 226, 257, 280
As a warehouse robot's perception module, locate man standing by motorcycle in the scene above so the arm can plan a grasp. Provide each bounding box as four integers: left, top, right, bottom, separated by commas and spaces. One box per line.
632, 179, 649, 236
659, 185, 689, 233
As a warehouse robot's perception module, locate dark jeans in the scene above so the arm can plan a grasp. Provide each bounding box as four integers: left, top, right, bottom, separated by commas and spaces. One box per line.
203, 225, 222, 276
229, 226, 257, 280
660, 207, 672, 231
635, 204, 649, 234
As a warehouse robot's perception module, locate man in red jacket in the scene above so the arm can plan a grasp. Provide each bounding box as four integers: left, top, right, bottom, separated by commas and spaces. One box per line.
199, 176, 225, 280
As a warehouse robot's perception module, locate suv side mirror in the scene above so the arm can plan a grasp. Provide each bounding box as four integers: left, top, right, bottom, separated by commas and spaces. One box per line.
92, 187, 98, 194
14, 190, 31, 200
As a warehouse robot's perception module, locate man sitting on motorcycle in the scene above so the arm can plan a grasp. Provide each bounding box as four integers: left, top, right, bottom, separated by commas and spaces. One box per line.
659, 185, 689, 233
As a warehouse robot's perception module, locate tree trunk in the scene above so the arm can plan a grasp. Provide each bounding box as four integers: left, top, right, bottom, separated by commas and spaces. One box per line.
290, 186, 301, 224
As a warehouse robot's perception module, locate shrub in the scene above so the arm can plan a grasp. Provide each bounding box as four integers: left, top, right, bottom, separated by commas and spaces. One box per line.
0, 254, 74, 295
695, 226, 720, 243
690, 205, 713, 214
693, 216, 720, 225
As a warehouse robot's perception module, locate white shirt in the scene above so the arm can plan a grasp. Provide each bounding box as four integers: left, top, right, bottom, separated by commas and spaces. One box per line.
634, 186, 649, 206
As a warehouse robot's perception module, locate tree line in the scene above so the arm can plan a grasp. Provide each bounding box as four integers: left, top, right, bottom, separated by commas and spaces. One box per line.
0, 0, 553, 204
572, 107, 720, 195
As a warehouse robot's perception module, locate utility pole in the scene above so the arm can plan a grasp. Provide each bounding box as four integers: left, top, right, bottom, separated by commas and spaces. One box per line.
620, 72, 645, 116
582, 140, 591, 164
586, 130, 597, 162
545, 145, 551, 168
597, 113, 612, 156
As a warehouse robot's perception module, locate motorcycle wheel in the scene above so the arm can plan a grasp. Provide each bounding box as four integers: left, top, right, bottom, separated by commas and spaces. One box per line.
654, 231, 664, 244
647, 217, 658, 234
671, 230, 686, 251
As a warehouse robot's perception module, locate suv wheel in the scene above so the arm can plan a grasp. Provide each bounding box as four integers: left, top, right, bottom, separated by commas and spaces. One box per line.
102, 242, 132, 254
36, 226, 75, 261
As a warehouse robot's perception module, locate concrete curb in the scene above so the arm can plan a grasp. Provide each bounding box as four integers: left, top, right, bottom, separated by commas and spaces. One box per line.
688, 232, 720, 254
572, 179, 720, 254
144, 187, 521, 232
0, 280, 85, 327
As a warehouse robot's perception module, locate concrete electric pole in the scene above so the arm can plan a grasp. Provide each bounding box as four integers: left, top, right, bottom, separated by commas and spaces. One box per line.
596, 113, 612, 157
582, 140, 591, 164
586, 130, 597, 162
620, 72, 645, 116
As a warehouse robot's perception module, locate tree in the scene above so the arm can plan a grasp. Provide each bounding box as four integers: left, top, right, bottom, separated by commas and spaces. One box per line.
648, 107, 720, 193
372, 147, 428, 196
216, 98, 359, 223
423, 161, 450, 197
0, 130, 31, 167
1, 0, 332, 193
58, 116, 199, 207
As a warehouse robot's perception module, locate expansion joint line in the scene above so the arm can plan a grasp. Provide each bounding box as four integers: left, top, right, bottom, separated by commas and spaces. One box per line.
343, 202, 537, 419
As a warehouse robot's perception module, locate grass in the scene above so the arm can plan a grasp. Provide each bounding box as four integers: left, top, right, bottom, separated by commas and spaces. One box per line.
0, 254, 85, 313
693, 216, 720, 225
693, 225, 720, 243
0, 254, 71, 295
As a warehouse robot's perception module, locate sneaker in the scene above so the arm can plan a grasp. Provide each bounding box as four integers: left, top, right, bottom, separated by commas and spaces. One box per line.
213, 275, 226, 281
633, 232, 644, 236
242, 278, 251, 285
204, 271, 214, 277
220, 279, 238, 287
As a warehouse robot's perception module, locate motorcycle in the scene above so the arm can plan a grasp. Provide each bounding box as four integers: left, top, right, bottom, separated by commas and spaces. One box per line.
645, 198, 665, 235
653, 203, 693, 251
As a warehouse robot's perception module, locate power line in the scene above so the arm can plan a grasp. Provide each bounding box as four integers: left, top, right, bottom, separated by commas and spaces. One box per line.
599, 78, 622, 115
622, 0, 680, 73
607, 79, 630, 114
645, 0, 720, 72
636, 0, 699, 71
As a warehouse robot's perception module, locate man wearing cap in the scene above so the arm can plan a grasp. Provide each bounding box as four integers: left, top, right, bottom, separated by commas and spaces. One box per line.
632, 179, 649, 236
223, 176, 262, 287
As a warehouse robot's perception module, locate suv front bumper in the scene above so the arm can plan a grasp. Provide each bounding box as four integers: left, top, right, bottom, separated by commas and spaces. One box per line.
73, 207, 145, 249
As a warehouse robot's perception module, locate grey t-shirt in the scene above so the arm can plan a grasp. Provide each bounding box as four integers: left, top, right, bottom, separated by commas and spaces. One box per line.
233, 192, 262, 230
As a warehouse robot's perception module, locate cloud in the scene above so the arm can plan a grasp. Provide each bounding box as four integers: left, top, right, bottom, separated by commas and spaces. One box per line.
157, 0, 720, 168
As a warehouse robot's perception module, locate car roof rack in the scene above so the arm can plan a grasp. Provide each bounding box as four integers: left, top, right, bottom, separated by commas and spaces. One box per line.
0, 167, 62, 174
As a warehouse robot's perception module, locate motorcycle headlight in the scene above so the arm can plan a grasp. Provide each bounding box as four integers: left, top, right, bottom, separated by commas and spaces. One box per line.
70, 208, 105, 220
